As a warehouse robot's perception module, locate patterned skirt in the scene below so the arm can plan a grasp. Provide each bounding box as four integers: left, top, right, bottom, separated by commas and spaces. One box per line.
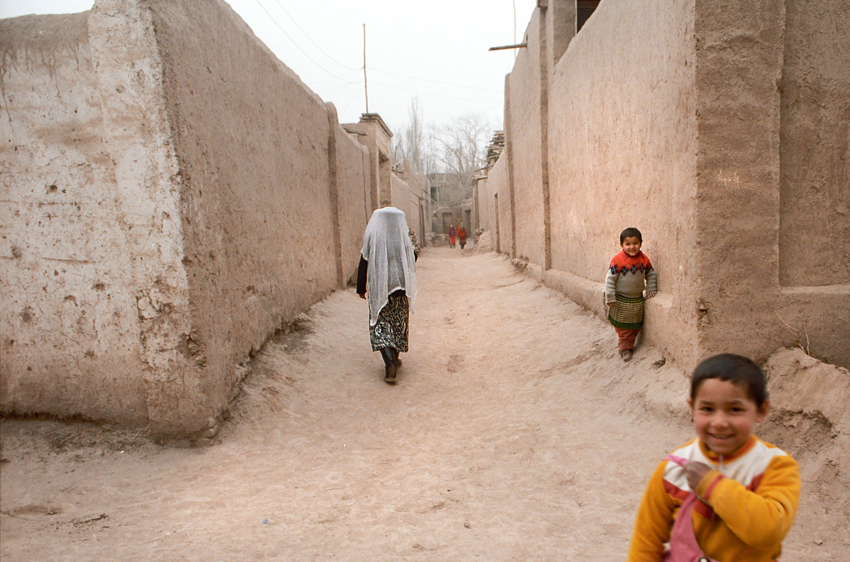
608, 294, 645, 330
370, 290, 409, 352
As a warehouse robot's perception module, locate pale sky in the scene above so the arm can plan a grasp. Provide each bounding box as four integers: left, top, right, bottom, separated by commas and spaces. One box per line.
1, 0, 538, 133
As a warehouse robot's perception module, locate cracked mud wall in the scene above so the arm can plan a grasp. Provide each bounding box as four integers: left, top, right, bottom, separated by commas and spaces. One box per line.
1, 12, 152, 425
1, 0, 372, 435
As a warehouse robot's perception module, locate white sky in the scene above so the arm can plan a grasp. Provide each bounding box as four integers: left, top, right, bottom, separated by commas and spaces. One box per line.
1, 0, 538, 133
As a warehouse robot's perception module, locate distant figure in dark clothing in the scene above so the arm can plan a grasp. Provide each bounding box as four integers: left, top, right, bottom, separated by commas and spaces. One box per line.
448, 225, 457, 248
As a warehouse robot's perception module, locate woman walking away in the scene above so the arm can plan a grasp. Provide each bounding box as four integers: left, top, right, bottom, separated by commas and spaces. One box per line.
357, 206, 418, 384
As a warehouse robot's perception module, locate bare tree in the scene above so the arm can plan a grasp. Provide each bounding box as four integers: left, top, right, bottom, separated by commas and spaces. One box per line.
430, 112, 492, 206
392, 97, 428, 174
391, 105, 492, 209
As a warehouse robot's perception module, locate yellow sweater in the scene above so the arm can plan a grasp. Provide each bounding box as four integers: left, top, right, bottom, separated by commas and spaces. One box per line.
628, 436, 800, 562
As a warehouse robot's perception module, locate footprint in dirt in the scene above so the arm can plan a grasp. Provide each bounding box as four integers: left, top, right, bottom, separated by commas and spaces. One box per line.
447, 354, 464, 373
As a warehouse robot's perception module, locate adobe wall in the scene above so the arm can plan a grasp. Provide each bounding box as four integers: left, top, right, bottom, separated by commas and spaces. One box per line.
485, 0, 849, 369
551, 0, 699, 364
775, 0, 850, 366
1, 12, 151, 424
487, 151, 511, 255
390, 170, 429, 245
691, 0, 786, 365
692, 0, 849, 368
779, 0, 850, 288
476, 177, 491, 233
506, 12, 546, 265
0, 0, 373, 436
509, 0, 700, 365
344, 114, 393, 212
330, 107, 372, 281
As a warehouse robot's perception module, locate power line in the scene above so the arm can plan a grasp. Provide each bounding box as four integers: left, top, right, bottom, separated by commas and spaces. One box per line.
271, 0, 359, 72
253, 0, 355, 83
257, 1, 503, 97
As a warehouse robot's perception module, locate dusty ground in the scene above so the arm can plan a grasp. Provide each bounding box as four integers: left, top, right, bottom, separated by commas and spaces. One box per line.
1, 248, 848, 561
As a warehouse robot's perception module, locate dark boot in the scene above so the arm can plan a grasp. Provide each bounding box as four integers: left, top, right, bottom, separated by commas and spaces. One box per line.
380, 348, 397, 383
392, 348, 402, 367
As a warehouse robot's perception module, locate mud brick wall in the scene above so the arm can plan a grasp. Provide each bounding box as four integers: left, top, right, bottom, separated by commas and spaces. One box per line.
483, 0, 849, 369
479, 152, 510, 255
505, 9, 546, 267
0, 0, 372, 436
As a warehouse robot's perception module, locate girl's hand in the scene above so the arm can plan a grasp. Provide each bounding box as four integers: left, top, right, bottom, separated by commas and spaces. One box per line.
358, 293, 367, 300
684, 461, 713, 490
646, 292, 657, 299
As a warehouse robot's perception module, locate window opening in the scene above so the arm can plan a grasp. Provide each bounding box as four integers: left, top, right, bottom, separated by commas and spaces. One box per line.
577, 0, 600, 32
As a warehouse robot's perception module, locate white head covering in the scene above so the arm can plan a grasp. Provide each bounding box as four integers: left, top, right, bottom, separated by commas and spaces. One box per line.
361, 207, 418, 326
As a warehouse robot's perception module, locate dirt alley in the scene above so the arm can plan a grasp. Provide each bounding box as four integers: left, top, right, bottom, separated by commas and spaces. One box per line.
1, 247, 848, 561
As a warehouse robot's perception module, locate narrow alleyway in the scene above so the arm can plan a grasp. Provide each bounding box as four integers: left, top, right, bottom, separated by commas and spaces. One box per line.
1, 248, 845, 560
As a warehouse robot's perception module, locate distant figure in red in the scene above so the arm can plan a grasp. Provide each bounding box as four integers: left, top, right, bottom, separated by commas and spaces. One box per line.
448, 225, 457, 248
458, 225, 467, 249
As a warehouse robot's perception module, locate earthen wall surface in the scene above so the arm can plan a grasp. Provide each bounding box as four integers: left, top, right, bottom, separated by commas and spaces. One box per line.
489, 151, 511, 255
779, 0, 850, 287
476, 177, 491, 233
1, 13, 152, 424
146, 0, 364, 433
691, 0, 786, 366
332, 110, 371, 280
485, 0, 849, 369
390, 174, 412, 234
547, 0, 699, 364
1, 0, 374, 435
774, 0, 850, 366
507, 12, 546, 265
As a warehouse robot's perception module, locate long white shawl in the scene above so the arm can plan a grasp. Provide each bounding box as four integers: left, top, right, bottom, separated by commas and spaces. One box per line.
361, 207, 418, 326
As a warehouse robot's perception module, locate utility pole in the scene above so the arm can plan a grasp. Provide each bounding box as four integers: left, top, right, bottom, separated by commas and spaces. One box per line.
513, 0, 517, 59
363, 23, 369, 113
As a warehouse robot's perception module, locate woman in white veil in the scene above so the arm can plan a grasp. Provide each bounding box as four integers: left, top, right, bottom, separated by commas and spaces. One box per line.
357, 205, 418, 383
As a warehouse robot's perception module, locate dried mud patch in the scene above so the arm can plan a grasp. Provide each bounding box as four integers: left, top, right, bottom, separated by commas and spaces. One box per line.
759, 409, 836, 461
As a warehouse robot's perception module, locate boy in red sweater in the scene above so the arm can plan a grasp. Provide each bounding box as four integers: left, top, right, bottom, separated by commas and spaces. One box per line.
605, 227, 657, 361
628, 354, 800, 561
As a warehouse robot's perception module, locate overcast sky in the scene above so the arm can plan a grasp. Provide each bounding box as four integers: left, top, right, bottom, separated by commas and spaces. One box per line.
2, 0, 538, 134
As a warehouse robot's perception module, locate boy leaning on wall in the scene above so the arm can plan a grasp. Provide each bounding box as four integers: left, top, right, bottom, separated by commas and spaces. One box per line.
604, 227, 657, 361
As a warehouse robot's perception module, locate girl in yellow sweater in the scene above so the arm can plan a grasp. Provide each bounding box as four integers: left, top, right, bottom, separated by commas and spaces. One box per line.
628, 354, 800, 562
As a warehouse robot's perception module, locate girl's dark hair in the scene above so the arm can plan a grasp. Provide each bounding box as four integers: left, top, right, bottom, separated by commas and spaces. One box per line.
691, 354, 768, 407
620, 227, 643, 243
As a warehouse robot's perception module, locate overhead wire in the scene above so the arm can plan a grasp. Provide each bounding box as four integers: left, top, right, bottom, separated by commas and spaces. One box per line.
256, 0, 503, 99
271, 0, 359, 72
252, 0, 356, 84
251, 0, 509, 122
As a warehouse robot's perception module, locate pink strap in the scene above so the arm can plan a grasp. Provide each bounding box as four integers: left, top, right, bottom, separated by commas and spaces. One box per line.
665, 454, 689, 467
661, 454, 718, 562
